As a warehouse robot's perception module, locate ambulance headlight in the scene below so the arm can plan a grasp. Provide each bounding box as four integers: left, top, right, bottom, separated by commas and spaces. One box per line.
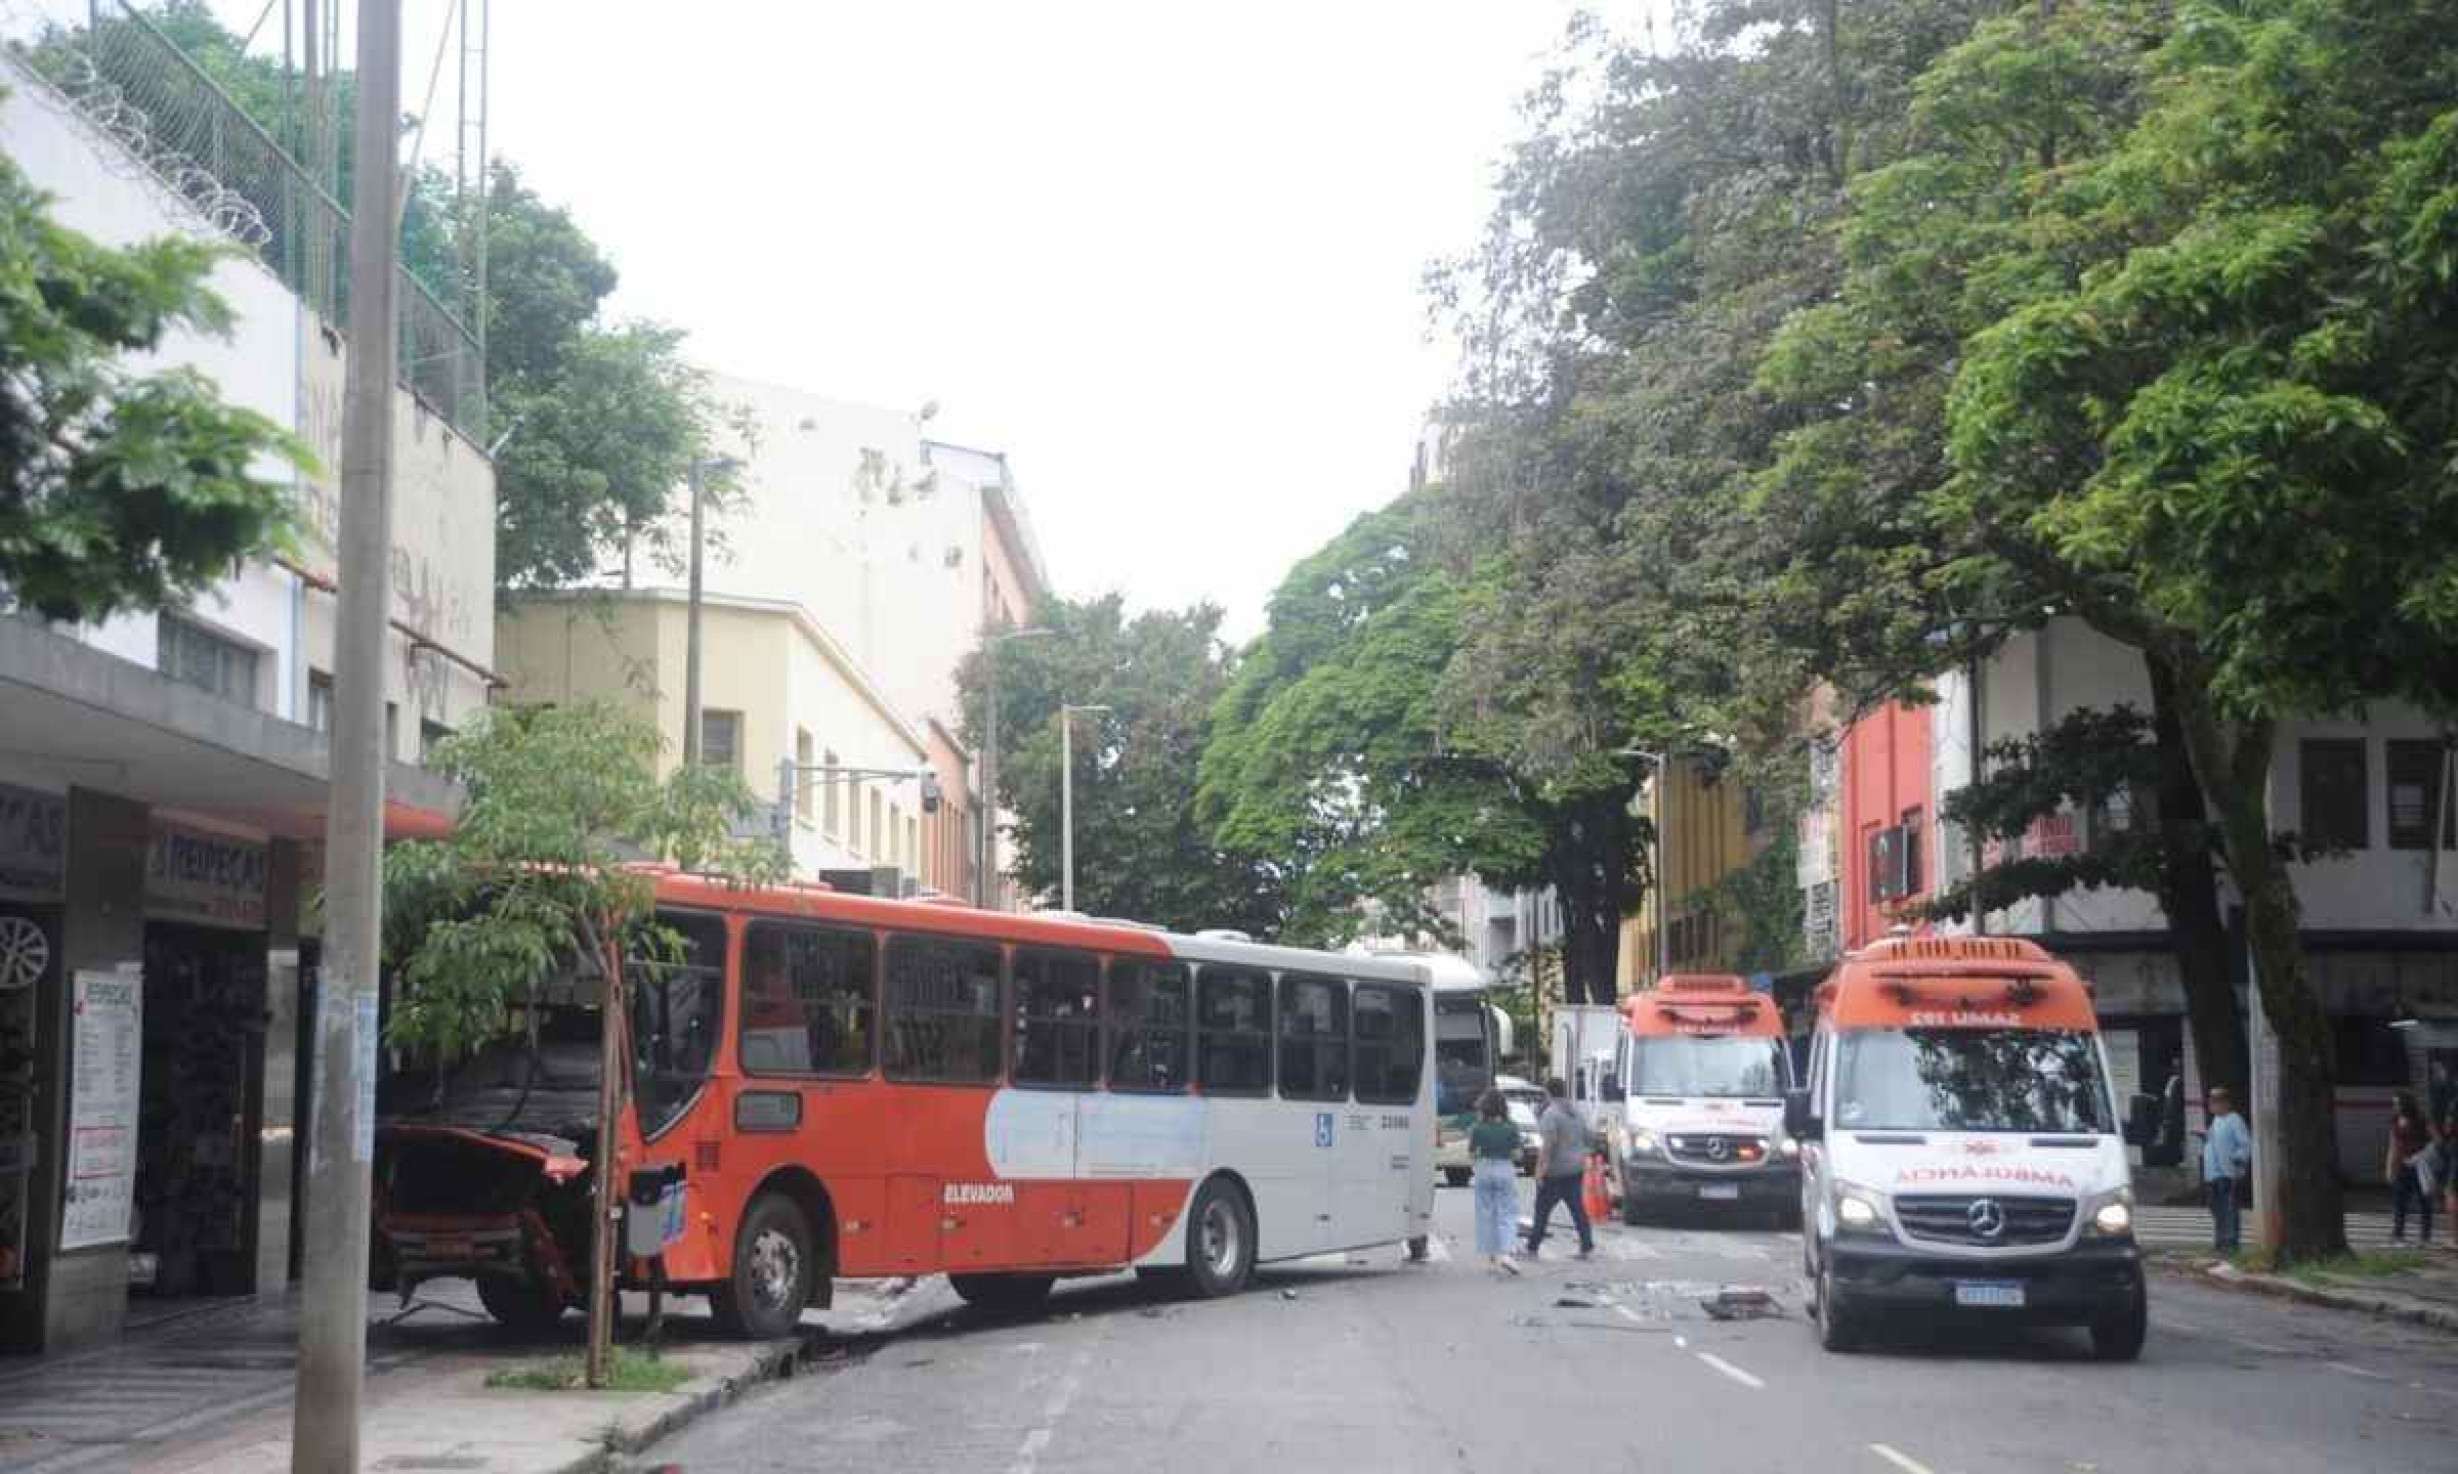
1778, 1136, 1801, 1159
2087, 1186, 2136, 1239
1626, 1129, 1661, 1160
1834, 1185, 1886, 1233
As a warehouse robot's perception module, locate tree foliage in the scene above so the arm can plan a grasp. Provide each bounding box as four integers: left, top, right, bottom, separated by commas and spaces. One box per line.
0, 132, 305, 621
958, 595, 1286, 936
381, 702, 783, 1061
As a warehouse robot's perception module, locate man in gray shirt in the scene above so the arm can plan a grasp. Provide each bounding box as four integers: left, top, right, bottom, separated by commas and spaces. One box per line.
1524, 1076, 1595, 1259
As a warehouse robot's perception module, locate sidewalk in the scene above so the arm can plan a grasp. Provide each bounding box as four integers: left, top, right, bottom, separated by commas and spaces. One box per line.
0, 1278, 929, 1474
2155, 1242, 2458, 1335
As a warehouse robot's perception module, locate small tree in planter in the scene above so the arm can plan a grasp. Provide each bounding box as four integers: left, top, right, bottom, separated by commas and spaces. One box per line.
382, 702, 783, 1385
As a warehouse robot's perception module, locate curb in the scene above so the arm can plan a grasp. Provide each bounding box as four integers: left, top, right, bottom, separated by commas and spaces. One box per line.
546, 1334, 825, 1474
2154, 1257, 2458, 1335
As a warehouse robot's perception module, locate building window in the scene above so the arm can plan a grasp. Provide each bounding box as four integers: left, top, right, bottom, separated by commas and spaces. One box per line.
1196, 967, 1271, 1095
882, 934, 1002, 1083
1900, 809, 1924, 896
386, 702, 400, 760
906, 815, 920, 876
2333, 1016, 2411, 1087
419, 719, 453, 765
2387, 740, 2453, 851
1011, 948, 1101, 1088
1106, 961, 1189, 1092
740, 921, 874, 1077
2299, 739, 2369, 851
1867, 824, 1909, 904
157, 613, 258, 707
700, 710, 743, 773
794, 729, 816, 825
308, 670, 334, 732
1276, 973, 1350, 1103
869, 790, 884, 864
890, 802, 906, 868
1352, 982, 1424, 1106
822, 749, 842, 837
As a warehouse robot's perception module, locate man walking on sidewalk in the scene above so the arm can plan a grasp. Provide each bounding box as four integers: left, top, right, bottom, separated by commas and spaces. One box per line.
2204, 1085, 2252, 1255
1523, 1077, 1594, 1260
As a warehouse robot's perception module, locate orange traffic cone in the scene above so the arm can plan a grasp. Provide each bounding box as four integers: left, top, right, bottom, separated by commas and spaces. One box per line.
1583, 1151, 1611, 1223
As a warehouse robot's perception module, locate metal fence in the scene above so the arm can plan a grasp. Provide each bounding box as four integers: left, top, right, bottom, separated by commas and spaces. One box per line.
7, 3, 485, 437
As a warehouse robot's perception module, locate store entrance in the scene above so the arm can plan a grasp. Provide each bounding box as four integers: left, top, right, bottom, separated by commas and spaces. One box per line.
130, 923, 267, 1316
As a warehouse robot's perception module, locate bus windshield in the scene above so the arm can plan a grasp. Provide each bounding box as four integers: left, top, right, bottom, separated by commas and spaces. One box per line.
1628, 1035, 1787, 1098
1834, 1028, 2112, 1135
1433, 993, 1493, 1116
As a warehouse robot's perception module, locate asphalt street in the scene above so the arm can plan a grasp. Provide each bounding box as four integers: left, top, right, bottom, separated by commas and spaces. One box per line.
634, 1181, 2458, 1474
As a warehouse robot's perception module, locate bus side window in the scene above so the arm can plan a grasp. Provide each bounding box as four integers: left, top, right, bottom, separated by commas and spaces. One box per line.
1277, 974, 1350, 1103
1107, 960, 1190, 1093
883, 933, 1003, 1084
1195, 967, 1271, 1095
1012, 947, 1101, 1088
740, 921, 875, 1077
1351, 982, 1422, 1106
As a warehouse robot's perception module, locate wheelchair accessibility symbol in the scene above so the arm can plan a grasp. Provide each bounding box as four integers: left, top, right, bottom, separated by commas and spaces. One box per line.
1315, 1112, 1334, 1148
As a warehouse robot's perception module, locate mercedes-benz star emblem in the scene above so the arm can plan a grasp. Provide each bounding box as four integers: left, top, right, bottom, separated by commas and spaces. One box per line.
1967, 1198, 2008, 1240
1706, 1137, 1731, 1162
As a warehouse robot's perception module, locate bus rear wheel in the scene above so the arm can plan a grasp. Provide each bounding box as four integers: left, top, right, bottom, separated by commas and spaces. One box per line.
950, 1273, 1055, 1315
1184, 1177, 1255, 1298
711, 1192, 815, 1341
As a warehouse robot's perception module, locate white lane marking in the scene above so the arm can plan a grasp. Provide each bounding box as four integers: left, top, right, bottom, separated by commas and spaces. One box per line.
1869, 1443, 1938, 1474
1695, 1351, 1766, 1390
2327, 1361, 2393, 1382
1613, 1304, 1646, 1325
1008, 1347, 1092, 1474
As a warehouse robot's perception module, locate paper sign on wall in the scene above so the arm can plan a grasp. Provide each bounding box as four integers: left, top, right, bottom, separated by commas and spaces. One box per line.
61, 968, 141, 1251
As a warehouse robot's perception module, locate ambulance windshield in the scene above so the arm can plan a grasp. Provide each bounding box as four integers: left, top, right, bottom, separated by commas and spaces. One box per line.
1627, 1035, 1787, 1098
1834, 1028, 2111, 1134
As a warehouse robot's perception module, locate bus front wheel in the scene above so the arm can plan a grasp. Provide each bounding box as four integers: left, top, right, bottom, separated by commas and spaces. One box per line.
1184, 1177, 1255, 1298
712, 1192, 815, 1340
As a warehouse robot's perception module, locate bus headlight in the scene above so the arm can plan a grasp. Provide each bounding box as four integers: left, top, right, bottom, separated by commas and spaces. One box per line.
1834, 1185, 1886, 1234
2087, 1187, 2135, 1239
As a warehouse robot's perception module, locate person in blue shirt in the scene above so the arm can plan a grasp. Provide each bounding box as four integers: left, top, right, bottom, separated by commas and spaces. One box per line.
2202, 1085, 2253, 1254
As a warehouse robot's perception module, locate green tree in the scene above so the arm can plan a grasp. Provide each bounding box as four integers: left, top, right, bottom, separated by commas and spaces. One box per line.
0, 137, 304, 621
958, 595, 1285, 934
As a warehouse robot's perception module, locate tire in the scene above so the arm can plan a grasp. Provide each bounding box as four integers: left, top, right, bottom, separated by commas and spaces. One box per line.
1406, 1235, 1430, 1263
2090, 1280, 2148, 1362
1815, 1259, 1862, 1353
1443, 1167, 1471, 1188
476, 1273, 567, 1333
711, 1192, 816, 1340
949, 1273, 1055, 1315
1183, 1176, 1256, 1298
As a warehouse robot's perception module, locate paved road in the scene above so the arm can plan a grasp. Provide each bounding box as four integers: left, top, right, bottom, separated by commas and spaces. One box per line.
636, 1182, 2458, 1474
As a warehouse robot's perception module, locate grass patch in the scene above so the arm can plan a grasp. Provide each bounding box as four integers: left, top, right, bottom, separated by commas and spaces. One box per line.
484, 1348, 694, 1394
2228, 1246, 2426, 1283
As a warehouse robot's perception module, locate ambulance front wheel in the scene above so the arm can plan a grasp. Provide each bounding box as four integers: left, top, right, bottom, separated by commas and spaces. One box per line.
2090, 1279, 2147, 1362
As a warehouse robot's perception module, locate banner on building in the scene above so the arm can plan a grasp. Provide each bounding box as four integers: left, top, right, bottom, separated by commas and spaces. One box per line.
146, 823, 268, 930
61, 967, 141, 1251
0, 786, 66, 901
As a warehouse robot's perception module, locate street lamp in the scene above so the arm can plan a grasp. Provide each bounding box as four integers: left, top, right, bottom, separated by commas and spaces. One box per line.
978, 625, 1054, 908
1060, 704, 1112, 913
681, 454, 741, 767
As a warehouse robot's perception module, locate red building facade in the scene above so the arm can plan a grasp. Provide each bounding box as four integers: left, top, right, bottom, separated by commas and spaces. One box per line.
1839, 700, 1934, 951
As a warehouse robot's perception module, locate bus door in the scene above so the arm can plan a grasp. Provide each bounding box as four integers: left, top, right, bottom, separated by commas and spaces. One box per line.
1005, 948, 1113, 1267
880, 933, 1012, 1273
1277, 974, 1351, 1255
1342, 980, 1425, 1245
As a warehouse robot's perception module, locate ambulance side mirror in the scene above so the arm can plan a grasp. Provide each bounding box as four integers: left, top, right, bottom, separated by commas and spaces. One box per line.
1785, 1088, 1822, 1142
2123, 1092, 2160, 1147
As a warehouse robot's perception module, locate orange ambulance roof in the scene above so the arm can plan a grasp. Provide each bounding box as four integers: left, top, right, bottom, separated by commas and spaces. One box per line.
1815, 936, 2099, 1033
1621, 973, 1782, 1038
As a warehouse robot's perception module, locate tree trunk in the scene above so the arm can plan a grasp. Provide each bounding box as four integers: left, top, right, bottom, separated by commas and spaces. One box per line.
2146, 661, 2248, 1104
1546, 787, 1643, 1006
2169, 677, 2346, 1263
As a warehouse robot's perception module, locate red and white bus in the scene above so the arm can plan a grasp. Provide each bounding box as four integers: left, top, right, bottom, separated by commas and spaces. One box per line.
374, 871, 1438, 1336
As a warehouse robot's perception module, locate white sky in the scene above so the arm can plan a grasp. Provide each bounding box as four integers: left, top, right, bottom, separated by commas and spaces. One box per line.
192, 1, 1653, 637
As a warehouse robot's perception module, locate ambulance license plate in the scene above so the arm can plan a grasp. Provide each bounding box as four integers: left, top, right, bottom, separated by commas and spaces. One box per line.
1698, 1183, 1740, 1201
1954, 1281, 2025, 1309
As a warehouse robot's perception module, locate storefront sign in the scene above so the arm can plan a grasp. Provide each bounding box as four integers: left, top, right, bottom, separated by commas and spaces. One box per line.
146, 823, 268, 930
0, 786, 65, 900
61, 967, 141, 1251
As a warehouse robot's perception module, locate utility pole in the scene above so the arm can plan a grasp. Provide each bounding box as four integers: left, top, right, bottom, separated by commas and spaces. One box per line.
294, 0, 398, 1468
1060, 704, 1110, 913
679, 456, 736, 769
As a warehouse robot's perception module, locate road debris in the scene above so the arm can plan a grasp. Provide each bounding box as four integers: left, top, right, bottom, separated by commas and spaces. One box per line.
1700, 1286, 1781, 1321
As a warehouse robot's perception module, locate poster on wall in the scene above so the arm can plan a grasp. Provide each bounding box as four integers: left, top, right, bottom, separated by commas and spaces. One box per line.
60, 968, 141, 1251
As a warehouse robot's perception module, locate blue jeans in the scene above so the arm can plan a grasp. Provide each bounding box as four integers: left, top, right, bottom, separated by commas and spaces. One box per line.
1472, 1160, 1518, 1257
1526, 1172, 1592, 1254
2208, 1176, 2241, 1252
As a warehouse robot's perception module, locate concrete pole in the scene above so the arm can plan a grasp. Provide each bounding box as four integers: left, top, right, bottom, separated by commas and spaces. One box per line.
1061, 709, 1073, 914
682, 459, 705, 767
293, 0, 398, 1467
981, 647, 999, 908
